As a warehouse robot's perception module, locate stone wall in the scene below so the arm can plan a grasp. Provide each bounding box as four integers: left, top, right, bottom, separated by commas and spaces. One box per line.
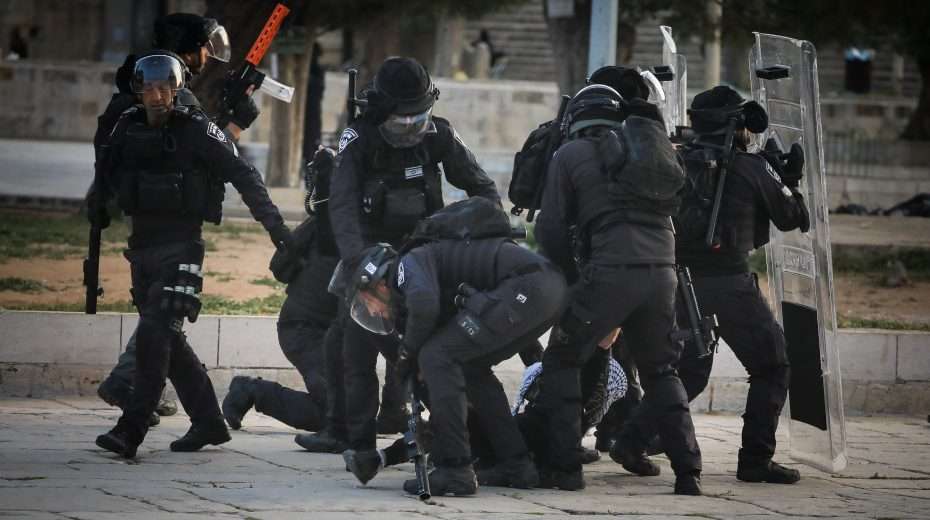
1, 310, 928, 416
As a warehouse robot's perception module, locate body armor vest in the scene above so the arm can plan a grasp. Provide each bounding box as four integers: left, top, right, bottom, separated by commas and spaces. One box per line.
360, 135, 444, 241
114, 110, 222, 224
435, 238, 508, 318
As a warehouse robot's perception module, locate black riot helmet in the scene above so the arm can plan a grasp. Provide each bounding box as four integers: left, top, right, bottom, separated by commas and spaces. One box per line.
130, 51, 187, 94
562, 84, 628, 138
153, 13, 230, 62
587, 65, 650, 101
368, 57, 440, 147
688, 85, 768, 135
344, 244, 399, 335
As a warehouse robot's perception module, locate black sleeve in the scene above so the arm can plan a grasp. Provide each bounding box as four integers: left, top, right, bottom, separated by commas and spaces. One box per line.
741, 154, 811, 233
191, 116, 284, 231
435, 119, 501, 203
93, 94, 136, 158
329, 126, 368, 260
397, 248, 442, 353
535, 147, 578, 282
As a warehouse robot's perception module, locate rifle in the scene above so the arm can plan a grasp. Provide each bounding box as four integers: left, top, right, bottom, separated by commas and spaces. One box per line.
84, 146, 110, 314
525, 94, 571, 223
404, 377, 431, 500
670, 265, 719, 358
217, 3, 293, 128
704, 118, 738, 248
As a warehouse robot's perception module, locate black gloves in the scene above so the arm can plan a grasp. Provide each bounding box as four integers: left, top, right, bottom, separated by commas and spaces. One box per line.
763, 139, 805, 188
394, 343, 417, 383
229, 96, 260, 130
268, 222, 294, 252
115, 54, 137, 94
781, 143, 805, 188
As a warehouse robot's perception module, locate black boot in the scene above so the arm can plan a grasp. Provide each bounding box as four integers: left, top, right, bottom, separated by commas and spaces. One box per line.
170, 423, 231, 452
404, 465, 478, 497
610, 441, 660, 476
594, 431, 614, 453
737, 460, 801, 484
96, 427, 139, 459
343, 449, 383, 484
222, 376, 257, 430
674, 472, 702, 495
476, 455, 539, 489
376, 405, 410, 435
537, 466, 585, 491
294, 428, 348, 453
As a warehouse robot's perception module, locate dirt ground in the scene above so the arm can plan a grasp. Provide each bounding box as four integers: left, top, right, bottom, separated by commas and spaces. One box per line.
1, 217, 929, 326
0, 226, 280, 309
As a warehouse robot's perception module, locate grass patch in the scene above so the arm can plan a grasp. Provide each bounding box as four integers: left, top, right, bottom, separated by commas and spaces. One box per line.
205, 271, 234, 283
0, 277, 50, 293
3, 293, 285, 316
250, 277, 284, 289
0, 210, 129, 260
839, 315, 930, 331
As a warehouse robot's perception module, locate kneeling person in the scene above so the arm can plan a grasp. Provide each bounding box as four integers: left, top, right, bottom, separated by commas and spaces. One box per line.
341, 202, 567, 496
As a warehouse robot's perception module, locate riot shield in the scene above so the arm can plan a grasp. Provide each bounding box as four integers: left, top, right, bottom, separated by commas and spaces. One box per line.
659, 26, 688, 134
750, 32, 847, 473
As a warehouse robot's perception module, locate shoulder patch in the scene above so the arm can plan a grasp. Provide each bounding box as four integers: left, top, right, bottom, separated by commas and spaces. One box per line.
397, 260, 406, 286
451, 126, 466, 146
338, 128, 359, 153
206, 121, 227, 143
763, 159, 783, 184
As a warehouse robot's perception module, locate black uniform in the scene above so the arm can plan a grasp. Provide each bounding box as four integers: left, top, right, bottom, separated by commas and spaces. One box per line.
626, 142, 810, 470
97, 104, 285, 446
532, 133, 702, 481
329, 117, 501, 451
399, 239, 566, 467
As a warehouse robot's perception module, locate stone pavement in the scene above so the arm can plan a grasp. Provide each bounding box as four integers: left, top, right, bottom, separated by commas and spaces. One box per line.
1, 398, 928, 519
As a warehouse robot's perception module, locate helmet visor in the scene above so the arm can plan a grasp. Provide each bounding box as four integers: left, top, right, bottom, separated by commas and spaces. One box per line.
379, 108, 432, 148
349, 283, 395, 335
206, 25, 231, 62
132, 54, 185, 94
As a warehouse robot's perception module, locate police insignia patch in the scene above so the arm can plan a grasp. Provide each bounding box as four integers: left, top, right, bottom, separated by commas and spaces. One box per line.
404, 165, 424, 179
206, 121, 227, 143
338, 128, 359, 153
397, 261, 406, 286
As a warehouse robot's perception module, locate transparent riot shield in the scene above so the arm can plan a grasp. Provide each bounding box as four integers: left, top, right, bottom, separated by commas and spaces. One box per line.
750, 32, 847, 473
660, 26, 688, 133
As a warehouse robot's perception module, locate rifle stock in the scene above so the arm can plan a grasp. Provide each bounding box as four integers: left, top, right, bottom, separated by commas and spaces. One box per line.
83, 224, 101, 314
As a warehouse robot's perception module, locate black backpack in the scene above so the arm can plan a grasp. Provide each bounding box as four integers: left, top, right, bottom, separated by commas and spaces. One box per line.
674, 144, 721, 248
508, 96, 570, 221
598, 116, 685, 217
401, 197, 517, 253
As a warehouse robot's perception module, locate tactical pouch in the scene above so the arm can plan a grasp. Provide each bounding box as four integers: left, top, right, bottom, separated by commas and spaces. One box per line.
137, 172, 184, 214
362, 180, 387, 219
382, 187, 427, 232
117, 168, 139, 214
160, 262, 204, 323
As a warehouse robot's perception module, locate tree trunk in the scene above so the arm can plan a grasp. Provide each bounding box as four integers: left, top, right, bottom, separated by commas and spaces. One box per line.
544, 0, 591, 96
267, 52, 312, 187
617, 21, 636, 65
901, 56, 930, 141
356, 13, 403, 88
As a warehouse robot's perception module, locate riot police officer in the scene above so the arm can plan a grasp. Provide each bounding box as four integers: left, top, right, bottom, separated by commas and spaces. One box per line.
95, 13, 258, 424
340, 200, 567, 495
622, 85, 810, 484
92, 52, 292, 458
303, 57, 500, 455
531, 84, 703, 494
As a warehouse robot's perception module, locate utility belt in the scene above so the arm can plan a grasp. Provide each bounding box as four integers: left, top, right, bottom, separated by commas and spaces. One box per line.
117, 168, 223, 224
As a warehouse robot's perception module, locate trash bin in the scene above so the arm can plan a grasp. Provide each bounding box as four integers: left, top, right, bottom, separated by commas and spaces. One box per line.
844, 47, 873, 94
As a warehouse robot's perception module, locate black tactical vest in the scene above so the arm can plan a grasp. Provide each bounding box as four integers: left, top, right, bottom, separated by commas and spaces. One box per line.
114, 108, 222, 225
360, 128, 445, 241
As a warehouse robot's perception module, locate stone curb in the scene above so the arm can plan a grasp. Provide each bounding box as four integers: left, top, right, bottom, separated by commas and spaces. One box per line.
1, 310, 928, 414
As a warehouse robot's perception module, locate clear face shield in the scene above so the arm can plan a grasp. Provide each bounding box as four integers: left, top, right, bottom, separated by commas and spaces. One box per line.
206, 24, 231, 63
132, 54, 185, 120
349, 281, 395, 335
379, 108, 433, 148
